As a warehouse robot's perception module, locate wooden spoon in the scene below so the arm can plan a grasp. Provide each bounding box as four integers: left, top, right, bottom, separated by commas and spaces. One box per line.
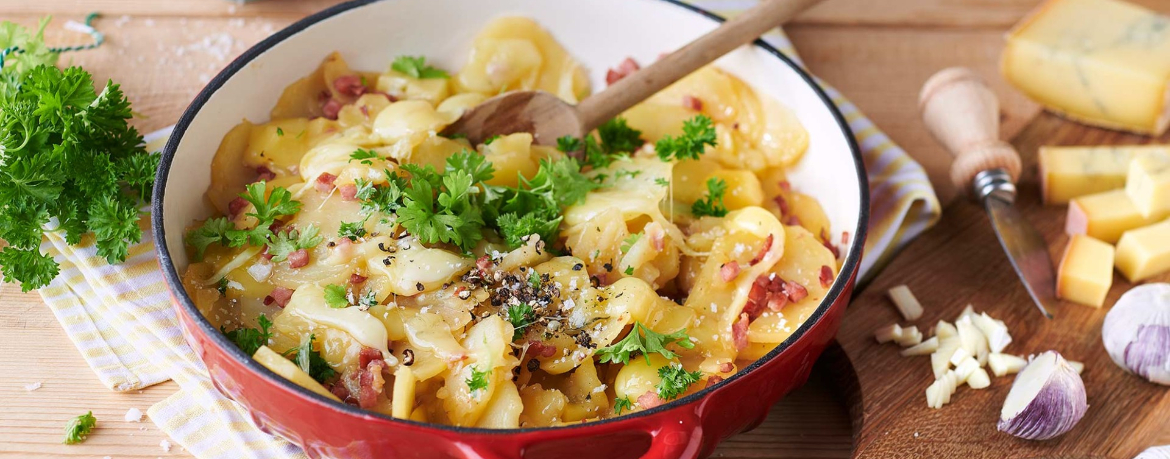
442, 0, 824, 148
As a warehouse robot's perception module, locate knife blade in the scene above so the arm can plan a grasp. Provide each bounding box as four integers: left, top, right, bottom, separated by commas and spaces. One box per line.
984, 194, 1057, 319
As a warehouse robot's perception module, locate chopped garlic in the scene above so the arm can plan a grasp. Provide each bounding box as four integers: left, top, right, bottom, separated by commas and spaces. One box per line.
894, 326, 923, 347
887, 285, 924, 321
966, 368, 991, 389
931, 351, 951, 378
956, 304, 976, 321
949, 347, 973, 367
874, 324, 904, 344
1067, 360, 1084, 375
926, 370, 960, 409
901, 337, 939, 356
973, 312, 1012, 353
954, 357, 980, 382
955, 318, 988, 358
988, 353, 1028, 377
934, 320, 957, 339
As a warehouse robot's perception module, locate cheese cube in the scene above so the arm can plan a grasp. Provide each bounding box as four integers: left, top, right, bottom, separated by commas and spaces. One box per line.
1056, 234, 1115, 307
1115, 219, 1170, 282
1002, 0, 1170, 135
1039, 145, 1168, 205
1067, 189, 1168, 243
1125, 153, 1170, 217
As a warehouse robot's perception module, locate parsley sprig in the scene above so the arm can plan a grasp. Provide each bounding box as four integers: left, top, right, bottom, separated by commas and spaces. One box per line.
691, 177, 728, 218
391, 55, 449, 79
507, 303, 536, 341
557, 117, 644, 170
323, 284, 349, 308
349, 148, 379, 165
466, 365, 490, 395
185, 182, 302, 260
284, 334, 336, 383
596, 322, 695, 365
267, 225, 322, 262
63, 411, 96, 445
613, 396, 634, 415
656, 114, 716, 162
656, 363, 702, 400
0, 41, 160, 290
222, 314, 273, 357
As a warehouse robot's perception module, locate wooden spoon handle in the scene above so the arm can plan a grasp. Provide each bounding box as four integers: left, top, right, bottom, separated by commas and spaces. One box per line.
919, 67, 1022, 195
576, 0, 823, 132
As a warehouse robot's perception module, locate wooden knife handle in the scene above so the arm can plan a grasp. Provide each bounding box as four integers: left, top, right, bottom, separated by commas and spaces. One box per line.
577, 0, 824, 132
919, 67, 1022, 195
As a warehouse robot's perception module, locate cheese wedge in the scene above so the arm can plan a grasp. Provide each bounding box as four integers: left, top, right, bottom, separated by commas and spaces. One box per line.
1125, 152, 1170, 218
1056, 234, 1115, 308
1115, 219, 1170, 282
1002, 0, 1170, 135
1039, 145, 1169, 205
1067, 189, 1168, 243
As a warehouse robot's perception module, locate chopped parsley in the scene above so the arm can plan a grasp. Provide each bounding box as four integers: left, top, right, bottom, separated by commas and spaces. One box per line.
596, 322, 695, 365
466, 366, 490, 395
323, 284, 349, 308
598, 117, 644, 155
656, 363, 702, 401
624, 266, 634, 275
358, 289, 379, 309
656, 114, 716, 162
63, 411, 96, 445
483, 134, 501, 145
527, 269, 541, 289
276, 127, 284, 137
0, 43, 160, 291
621, 233, 642, 254
349, 148, 379, 165
222, 314, 273, 357
337, 220, 367, 241
614, 169, 642, 179
556, 135, 581, 153
397, 165, 485, 252
613, 396, 635, 415
654, 177, 670, 187
691, 177, 728, 218
486, 158, 599, 250
391, 55, 449, 79
507, 303, 536, 341
266, 225, 322, 262
285, 334, 336, 383
215, 277, 229, 296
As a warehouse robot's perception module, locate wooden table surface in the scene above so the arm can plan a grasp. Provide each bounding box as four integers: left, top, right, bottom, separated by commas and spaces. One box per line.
2, 0, 1168, 458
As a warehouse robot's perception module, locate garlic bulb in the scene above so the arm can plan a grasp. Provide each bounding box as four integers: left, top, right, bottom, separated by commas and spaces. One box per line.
997, 351, 1087, 440
1135, 446, 1170, 459
1102, 283, 1170, 385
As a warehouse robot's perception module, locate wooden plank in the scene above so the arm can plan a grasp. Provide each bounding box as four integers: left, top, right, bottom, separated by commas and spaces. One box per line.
11, 0, 1169, 27
835, 113, 1170, 459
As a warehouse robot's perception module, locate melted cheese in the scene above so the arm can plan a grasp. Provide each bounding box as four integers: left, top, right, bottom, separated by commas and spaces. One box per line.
282, 284, 391, 355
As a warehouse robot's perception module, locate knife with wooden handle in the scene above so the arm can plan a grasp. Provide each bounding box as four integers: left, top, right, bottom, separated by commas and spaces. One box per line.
919, 67, 1056, 319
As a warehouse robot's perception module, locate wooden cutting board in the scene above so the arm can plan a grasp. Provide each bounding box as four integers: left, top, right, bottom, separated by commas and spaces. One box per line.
829, 112, 1170, 459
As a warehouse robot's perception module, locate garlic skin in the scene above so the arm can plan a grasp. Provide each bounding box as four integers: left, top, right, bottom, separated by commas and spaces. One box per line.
997, 351, 1087, 441
1102, 283, 1170, 385
1135, 446, 1170, 459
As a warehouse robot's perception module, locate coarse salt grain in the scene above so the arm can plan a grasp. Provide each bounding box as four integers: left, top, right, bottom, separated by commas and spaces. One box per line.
24, 381, 42, 391
160, 439, 172, 452
125, 407, 143, 422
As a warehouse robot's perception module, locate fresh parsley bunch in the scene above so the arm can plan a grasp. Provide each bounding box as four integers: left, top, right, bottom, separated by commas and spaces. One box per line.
0, 57, 159, 291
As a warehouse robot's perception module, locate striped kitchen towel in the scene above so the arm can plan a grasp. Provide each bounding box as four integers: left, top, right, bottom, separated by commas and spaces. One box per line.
36, 6, 941, 459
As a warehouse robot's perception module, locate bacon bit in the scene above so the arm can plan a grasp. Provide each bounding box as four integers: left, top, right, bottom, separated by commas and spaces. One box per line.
358, 347, 383, 369
766, 294, 788, 312
605, 57, 640, 85
315, 172, 338, 193
646, 223, 666, 251
475, 255, 493, 272
349, 273, 368, 285
268, 220, 286, 234
841, 231, 850, 246
256, 166, 276, 182
637, 391, 665, 409
287, 249, 309, 269
778, 180, 791, 192
339, 184, 358, 201
720, 261, 741, 282
749, 275, 770, 304
357, 360, 386, 409
228, 197, 249, 218
784, 216, 802, 227
820, 228, 840, 259
783, 281, 808, 303
718, 361, 734, 374
750, 234, 774, 265
360, 104, 370, 119
705, 375, 725, 389
773, 194, 790, 216
682, 95, 703, 111
322, 98, 342, 120
732, 313, 750, 351
260, 246, 275, 261
264, 286, 294, 308
328, 381, 353, 405
819, 265, 833, 288
527, 341, 557, 358
334, 75, 367, 98
376, 91, 398, 102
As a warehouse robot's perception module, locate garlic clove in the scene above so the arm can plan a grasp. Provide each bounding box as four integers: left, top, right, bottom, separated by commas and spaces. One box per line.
1102, 283, 1170, 385
997, 351, 1087, 440
1135, 445, 1170, 459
